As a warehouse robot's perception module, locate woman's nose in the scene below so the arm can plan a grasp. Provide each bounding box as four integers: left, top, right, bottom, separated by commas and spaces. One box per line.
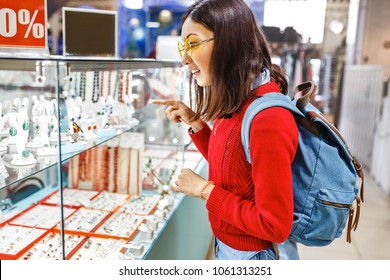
181, 52, 191, 65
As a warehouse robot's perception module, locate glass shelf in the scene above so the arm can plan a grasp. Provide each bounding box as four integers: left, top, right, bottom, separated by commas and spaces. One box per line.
0, 119, 140, 191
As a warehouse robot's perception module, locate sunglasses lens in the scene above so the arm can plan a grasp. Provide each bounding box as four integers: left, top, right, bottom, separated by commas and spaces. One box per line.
178, 41, 185, 58
184, 38, 192, 57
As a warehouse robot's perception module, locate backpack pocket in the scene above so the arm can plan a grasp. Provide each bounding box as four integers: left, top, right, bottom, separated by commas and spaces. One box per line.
300, 188, 353, 244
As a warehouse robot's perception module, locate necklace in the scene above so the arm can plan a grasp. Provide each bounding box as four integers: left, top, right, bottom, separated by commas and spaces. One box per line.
92, 71, 100, 103
100, 71, 104, 98
107, 71, 112, 97
119, 72, 124, 103
113, 147, 118, 193
79, 72, 86, 101
213, 118, 225, 135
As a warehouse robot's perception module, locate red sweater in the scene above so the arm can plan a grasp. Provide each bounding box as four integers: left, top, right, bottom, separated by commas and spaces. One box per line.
190, 81, 298, 251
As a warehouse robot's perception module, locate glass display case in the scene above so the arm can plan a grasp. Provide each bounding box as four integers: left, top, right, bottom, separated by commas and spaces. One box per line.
0, 56, 206, 260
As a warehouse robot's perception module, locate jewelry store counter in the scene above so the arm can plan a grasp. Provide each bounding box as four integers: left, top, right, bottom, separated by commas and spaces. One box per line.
0, 154, 211, 260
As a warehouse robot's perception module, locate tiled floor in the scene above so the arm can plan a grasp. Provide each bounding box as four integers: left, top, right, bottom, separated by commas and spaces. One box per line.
298, 171, 390, 260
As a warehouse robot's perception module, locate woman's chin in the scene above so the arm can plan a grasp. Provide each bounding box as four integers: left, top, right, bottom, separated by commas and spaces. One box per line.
195, 77, 208, 87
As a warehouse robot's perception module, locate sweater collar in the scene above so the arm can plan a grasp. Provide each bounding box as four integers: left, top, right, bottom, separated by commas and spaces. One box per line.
254, 80, 281, 97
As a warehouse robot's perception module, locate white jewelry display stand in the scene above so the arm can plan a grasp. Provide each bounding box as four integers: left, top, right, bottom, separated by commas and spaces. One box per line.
26, 97, 45, 150
11, 106, 37, 166
0, 145, 7, 155
30, 116, 57, 157
4, 112, 18, 152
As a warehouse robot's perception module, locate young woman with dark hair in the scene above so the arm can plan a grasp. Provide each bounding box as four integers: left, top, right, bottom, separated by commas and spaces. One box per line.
152, 0, 299, 260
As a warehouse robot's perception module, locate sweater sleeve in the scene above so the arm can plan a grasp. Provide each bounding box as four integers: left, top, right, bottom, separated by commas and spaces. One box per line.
206, 107, 298, 243
189, 124, 212, 160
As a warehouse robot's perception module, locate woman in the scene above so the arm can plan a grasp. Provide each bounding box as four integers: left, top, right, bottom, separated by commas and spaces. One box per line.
152, 0, 299, 260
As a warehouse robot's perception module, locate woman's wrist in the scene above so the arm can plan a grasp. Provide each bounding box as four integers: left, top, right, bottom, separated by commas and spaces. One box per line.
200, 181, 214, 200
188, 120, 205, 133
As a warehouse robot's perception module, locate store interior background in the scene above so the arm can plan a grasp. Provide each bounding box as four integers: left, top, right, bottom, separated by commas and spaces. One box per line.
45, 0, 390, 259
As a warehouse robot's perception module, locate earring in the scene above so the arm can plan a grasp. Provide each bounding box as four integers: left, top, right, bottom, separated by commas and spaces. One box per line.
34, 123, 40, 135
22, 150, 30, 158
9, 126, 17, 137
48, 118, 55, 132
22, 120, 29, 131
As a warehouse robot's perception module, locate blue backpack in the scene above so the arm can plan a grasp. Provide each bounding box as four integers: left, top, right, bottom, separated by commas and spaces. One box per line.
241, 81, 364, 246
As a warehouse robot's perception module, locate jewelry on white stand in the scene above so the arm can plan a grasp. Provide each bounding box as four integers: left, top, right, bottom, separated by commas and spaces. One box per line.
26, 96, 46, 149
6, 113, 19, 152
0, 103, 6, 137
123, 95, 135, 121
37, 100, 59, 156
65, 98, 84, 142
11, 106, 37, 166
47, 99, 64, 148
83, 119, 97, 140
21, 97, 29, 114
105, 95, 115, 125
0, 163, 8, 187
74, 96, 89, 131
0, 143, 7, 156
11, 97, 21, 112
96, 97, 109, 129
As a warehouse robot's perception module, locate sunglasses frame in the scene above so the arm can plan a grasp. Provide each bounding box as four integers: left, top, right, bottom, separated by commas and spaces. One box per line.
178, 37, 214, 58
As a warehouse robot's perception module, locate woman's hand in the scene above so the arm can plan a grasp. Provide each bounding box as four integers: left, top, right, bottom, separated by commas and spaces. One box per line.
174, 168, 211, 198
150, 99, 205, 132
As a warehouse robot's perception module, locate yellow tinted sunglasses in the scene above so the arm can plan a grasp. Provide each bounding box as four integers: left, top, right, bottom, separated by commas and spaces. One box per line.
177, 37, 214, 58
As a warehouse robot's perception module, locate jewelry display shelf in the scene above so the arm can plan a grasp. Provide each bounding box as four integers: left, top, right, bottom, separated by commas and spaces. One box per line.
18, 231, 86, 260
0, 203, 76, 260
0, 63, 142, 190
0, 120, 140, 192
68, 236, 133, 260
0, 143, 197, 260
88, 191, 130, 211
117, 195, 160, 215
4, 204, 76, 230
0, 56, 194, 260
41, 188, 100, 208
0, 182, 178, 260
53, 208, 143, 242
0, 173, 194, 260
0, 224, 48, 260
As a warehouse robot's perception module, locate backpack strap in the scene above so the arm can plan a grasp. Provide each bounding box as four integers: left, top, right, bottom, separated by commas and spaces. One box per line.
242, 93, 304, 164
294, 81, 317, 112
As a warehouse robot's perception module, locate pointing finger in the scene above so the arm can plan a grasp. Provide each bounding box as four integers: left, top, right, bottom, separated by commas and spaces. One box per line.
150, 99, 180, 106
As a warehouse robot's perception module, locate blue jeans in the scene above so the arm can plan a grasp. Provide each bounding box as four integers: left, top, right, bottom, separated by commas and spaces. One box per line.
277, 239, 300, 260
214, 238, 277, 260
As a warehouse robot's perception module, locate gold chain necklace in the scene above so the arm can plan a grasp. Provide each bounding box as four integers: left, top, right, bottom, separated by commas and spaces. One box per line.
213, 118, 225, 135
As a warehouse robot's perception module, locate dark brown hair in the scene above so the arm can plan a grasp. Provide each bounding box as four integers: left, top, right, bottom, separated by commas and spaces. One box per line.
182, 0, 287, 122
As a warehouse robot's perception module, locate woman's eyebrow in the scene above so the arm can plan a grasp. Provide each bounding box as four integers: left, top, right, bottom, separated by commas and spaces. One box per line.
186, 33, 198, 39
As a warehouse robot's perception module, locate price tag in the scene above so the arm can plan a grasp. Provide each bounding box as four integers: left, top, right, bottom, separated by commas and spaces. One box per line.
0, 0, 47, 48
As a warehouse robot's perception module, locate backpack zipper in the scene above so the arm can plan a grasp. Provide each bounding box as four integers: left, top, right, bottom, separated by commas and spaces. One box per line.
321, 200, 351, 209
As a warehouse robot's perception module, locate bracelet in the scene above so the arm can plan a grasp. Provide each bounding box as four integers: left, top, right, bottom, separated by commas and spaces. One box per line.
200, 181, 214, 200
